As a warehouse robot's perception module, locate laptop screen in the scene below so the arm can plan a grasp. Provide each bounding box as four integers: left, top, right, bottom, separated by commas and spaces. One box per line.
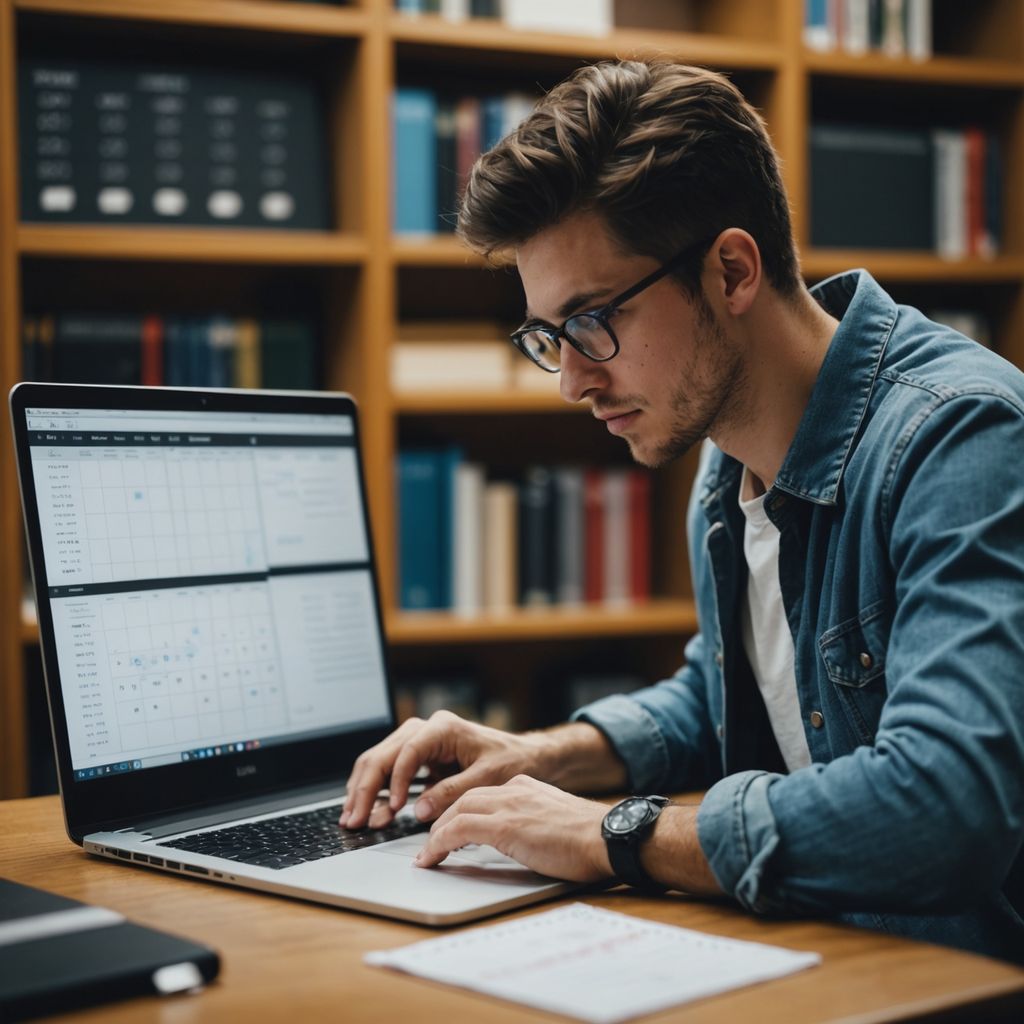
23, 403, 391, 785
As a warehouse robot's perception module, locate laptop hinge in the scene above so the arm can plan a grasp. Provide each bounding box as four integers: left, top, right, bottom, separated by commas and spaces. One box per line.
120, 780, 346, 839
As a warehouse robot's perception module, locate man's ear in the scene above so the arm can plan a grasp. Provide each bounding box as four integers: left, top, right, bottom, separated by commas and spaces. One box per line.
709, 229, 761, 316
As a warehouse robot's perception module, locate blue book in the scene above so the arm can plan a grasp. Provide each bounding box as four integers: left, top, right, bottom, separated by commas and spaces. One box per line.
397, 450, 445, 610
481, 95, 506, 153
393, 87, 438, 234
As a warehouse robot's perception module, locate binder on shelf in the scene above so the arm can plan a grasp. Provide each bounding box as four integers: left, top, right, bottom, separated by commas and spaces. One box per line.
810, 123, 934, 250
0, 878, 219, 1021
19, 61, 329, 229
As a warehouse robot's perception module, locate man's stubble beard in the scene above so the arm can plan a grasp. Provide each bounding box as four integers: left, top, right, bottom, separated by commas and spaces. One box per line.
631, 303, 749, 470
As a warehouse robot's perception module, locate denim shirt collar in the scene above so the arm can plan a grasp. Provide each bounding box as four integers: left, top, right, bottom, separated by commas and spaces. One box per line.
700, 269, 897, 508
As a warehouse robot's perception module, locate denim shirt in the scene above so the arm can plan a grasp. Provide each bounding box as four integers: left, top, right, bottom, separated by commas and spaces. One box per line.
572, 270, 1024, 963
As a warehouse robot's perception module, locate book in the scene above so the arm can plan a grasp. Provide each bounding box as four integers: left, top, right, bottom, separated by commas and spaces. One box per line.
483, 481, 518, 610
810, 123, 934, 250
435, 97, 458, 233
583, 469, 605, 603
452, 461, 485, 614
19, 61, 329, 229
0, 878, 219, 1021
518, 465, 555, 607
502, 0, 613, 37
393, 87, 438, 234
932, 128, 968, 259
803, 0, 837, 51
602, 468, 630, 605
553, 466, 585, 605
628, 470, 652, 602
390, 340, 511, 391
260, 320, 316, 389
397, 450, 447, 610
52, 314, 143, 385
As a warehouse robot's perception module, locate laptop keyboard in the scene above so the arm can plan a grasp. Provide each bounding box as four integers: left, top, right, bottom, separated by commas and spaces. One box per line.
156, 804, 427, 871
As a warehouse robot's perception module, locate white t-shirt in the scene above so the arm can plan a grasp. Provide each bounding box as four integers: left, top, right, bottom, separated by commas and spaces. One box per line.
738, 468, 812, 772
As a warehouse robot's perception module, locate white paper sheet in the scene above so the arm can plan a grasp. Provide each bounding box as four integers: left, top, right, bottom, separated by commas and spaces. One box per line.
366, 902, 821, 1023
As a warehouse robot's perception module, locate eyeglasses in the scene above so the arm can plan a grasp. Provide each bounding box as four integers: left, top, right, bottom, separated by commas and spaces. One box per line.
510, 236, 714, 373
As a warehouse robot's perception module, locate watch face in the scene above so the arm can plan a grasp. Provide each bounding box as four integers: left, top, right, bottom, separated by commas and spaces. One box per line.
604, 798, 651, 834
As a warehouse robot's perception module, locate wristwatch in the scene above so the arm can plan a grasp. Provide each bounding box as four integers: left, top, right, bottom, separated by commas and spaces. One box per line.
601, 795, 670, 892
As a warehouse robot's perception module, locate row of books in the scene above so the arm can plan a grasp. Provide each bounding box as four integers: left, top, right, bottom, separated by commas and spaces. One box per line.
804, 0, 932, 59
393, 87, 535, 234
21, 314, 317, 389
810, 123, 1002, 256
397, 452, 652, 613
20, 60, 329, 228
395, 1, 614, 36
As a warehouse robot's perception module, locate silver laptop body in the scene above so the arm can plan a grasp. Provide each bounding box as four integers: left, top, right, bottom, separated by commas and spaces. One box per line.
10, 383, 577, 925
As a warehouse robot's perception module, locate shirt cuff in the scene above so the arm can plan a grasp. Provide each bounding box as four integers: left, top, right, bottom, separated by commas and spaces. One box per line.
696, 769, 786, 914
570, 694, 671, 793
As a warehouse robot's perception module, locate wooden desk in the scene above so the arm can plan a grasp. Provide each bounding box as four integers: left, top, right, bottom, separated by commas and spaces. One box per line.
2, 796, 1022, 1023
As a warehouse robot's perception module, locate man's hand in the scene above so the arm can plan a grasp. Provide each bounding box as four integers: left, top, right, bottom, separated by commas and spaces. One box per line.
414, 774, 613, 883
340, 711, 551, 829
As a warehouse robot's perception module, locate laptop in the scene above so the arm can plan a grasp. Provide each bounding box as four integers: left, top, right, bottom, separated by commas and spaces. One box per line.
10, 382, 579, 925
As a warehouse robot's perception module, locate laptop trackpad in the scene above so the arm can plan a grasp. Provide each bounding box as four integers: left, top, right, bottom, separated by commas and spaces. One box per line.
372, 834, 553, 885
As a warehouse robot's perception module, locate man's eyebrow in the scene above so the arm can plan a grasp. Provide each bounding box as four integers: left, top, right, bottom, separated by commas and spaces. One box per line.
524, 287, 617, 325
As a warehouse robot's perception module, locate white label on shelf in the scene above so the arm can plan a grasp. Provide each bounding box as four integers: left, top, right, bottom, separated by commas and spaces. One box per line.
153, 187, 187, 217
259, 191, 295, 221
207, 190, 242, 219
97, 187, 134, 215
40, 185, 76, 212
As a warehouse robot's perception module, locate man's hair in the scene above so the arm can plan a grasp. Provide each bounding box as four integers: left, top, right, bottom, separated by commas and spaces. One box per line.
458, 60, 800, 298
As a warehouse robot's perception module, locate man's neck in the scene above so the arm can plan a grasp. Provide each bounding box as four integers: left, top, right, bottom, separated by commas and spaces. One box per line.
712, 287, 839, 489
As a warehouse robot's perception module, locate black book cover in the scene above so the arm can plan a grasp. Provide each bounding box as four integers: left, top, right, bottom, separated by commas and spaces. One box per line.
19, 60, 330, 229
810, 122, 934, 250
52, 313, 143, 385
518, 465, 555, 607
435, 96, 458, 233
0, 878, 220, 1022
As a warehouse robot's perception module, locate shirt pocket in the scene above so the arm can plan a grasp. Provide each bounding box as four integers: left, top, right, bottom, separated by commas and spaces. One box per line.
818, 599, 892, 746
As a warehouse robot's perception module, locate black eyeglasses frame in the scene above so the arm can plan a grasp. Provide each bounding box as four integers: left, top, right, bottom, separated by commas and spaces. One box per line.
510, 235, 716, 373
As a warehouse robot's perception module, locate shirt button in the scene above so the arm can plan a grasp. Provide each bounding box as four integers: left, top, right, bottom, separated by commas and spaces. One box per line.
810, 710, 825, 729
859, 652, 873, 669
716, 724, 724, 740
714, 651, 723, 667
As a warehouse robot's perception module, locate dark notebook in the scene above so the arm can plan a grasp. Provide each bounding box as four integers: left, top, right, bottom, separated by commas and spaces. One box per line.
0, 878, 220, 1021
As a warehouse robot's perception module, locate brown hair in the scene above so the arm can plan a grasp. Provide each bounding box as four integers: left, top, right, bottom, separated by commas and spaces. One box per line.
458, 60, 800, 298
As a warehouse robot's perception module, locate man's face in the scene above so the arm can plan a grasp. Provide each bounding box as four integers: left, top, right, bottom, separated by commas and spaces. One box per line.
516, 211, 747, 468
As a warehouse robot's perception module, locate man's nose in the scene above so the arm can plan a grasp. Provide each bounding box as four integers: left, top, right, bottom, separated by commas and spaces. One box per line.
559, 343, 605, 405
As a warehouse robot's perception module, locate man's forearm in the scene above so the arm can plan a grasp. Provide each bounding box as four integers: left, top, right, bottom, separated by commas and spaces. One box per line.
526, 722, 629, 793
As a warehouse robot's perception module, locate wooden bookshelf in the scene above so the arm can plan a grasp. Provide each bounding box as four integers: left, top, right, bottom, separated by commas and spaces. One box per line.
387, 599, 699, 646
1, 0, 1023, 796
18, 225, 369, 264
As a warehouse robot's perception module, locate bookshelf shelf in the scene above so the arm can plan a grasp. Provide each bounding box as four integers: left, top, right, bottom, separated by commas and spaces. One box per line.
804, 51, 1024, 89
392, 236, 492, 267
14, 0, 370, 38
802, 251, 1024, 284
393, 390, 574, 414
18, 225, 370, 265
386, 599, 698, 646
389, 15, 783, 71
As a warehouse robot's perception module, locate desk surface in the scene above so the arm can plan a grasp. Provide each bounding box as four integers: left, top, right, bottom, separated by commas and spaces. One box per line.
2, 796, 1023, 1023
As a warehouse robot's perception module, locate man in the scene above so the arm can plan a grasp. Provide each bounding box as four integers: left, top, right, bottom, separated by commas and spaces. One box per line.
343, 61, 1024, 961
